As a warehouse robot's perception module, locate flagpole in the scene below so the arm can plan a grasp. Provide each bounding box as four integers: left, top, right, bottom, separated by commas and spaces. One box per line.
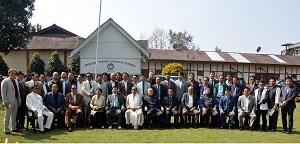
95, 0, 102, 80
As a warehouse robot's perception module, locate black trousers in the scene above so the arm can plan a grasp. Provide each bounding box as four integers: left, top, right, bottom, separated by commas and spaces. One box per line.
16, 102, 26, 129
90, 112, 105, 127
281, 107, 294, 132
268, 109, 278, 131
254, 107, 267, 130
166, 110, 178, 128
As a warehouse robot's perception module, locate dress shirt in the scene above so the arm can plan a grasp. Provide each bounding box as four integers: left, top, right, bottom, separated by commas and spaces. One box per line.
218, 83, 223, 96
42, 82, 47, 97
77, 81, 83, 95
188, 94, 193, 108
244, 96, 250, 112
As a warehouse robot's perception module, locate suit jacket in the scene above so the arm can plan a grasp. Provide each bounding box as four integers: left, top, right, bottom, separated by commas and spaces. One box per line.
199, 93, 218, 108
65, 92, 84, 110
106, 93, 124, 109
1, 77, 21, 106
214, 83, 228, 100
152, 83, 167, 102
174, 80, 188, 102
280, 85, 298, 109
45, 92, 65, 112
163, 96, 178, 110
219, 95, 236, 112
246, 83, 258, 96
64, 79, 77, 95
18, 80, 27, 103
161, 80, 177, 96
146, 78, 156, 86
199, 84, 213, 97
118, 80, 134, 97
237, 95, 256, 113
42, 82, 50, 95
208, 78, 219, 90
25, 80, 45, 99
144, 95, 162, 110
82, 80, 96, 102
48, 79, 63, 94
107, 80, 119, 95
181, 93, 199, 110
254, 88, 269, 110
188, 80, 200, 97
230, 84, 243, 101
136, 81, 151, 97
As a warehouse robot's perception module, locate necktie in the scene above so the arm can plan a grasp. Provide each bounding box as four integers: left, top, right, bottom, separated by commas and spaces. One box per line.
114, 94, 119, 107
226, 97, 230, 113
167, 81, 170, 89
286, 87, 290, 95
250, 84, 253, 92
157, 85, 160, 99
169, 96, 172, 106
233, 85, 236, 96
142, 82, 145, 97
11, 80, 18, 99
89, 81, 92, 89
258, 90, 262, 101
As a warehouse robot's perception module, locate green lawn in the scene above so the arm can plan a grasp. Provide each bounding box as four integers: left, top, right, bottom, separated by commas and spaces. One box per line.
0, 103, 299, 143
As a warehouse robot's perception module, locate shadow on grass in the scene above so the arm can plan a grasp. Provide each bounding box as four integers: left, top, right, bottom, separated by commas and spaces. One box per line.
20, 128, 69, 141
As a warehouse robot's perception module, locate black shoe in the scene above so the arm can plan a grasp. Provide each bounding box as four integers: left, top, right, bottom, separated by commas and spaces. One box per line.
68, 127, 72, 132
220, 126, 224, 129
137, 125, 142, 130
44, 128, 50, 132
249, 127, 253, 131
5, 132, 12, 135
40, 131, 45, 134
126, 125, 130, 130
285, 131, 291, 134
270, 129, 275, 132
239, 127, 243, 131
282, 130, 287, 133
185, 125, 189, 128
12, 129, 22, 132
148, 126, 152, 130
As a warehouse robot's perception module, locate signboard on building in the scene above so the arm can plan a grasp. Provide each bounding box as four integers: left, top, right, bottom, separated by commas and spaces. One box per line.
81, 58, 141, 75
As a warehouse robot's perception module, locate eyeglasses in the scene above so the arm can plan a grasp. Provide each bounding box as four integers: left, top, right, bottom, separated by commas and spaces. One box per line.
41, 77, 45, 78
34, 88, 39, 89
78, 77, 83, 78
71, 88, 77, 89
132, 89, 137, 90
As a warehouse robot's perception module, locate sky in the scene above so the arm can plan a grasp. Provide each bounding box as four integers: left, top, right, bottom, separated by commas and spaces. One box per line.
30, 0, 300, 54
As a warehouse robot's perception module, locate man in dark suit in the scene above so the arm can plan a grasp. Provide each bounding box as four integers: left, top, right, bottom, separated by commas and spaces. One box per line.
106, 86, 124, 129
16, 71, 27, 130
208, 71, 219, 89
146, 71, 156, 86
64, 72, 77, 96
237, 87, 256, 131
163, 88, 179, 129
231, 76, 243, 127
115, 72, 122, 83
48, 72, 63, 94
175, 72, 188, 104
144, 88, 164, 129
188, 73, 200, 99
199, 87, 218, 127
247, 75, 258, 96
199, 77, 212, 97
219, 88, 236, 129
261, 78, 280, 132
45, 84, 65, 128
182, 86, 200, 128
107, 73, 118, 95
161, 73, 177, 97
152, 77, 167, 104
118, 72, 133, 127
280, 76, 298, 134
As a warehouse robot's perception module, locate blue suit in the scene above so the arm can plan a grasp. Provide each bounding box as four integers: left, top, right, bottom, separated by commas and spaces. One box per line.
45, 92, 65, 127
219, 95, 236, 127
199, 85, 213, 98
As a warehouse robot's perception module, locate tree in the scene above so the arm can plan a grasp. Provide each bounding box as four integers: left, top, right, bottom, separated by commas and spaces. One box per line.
148, 28, 168, 49
0, 55, 9, 76
28, 52, 45, 74
168, 30, 193, 50
46, 50, 67, 76
162, 62, 187, 76
68, 57, 80, 75
214, 46, 222, 52
0, 0, 36, 55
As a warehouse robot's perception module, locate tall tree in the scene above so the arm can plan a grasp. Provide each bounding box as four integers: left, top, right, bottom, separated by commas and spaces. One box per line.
46, 50, 67, 76
68, 57, 80, 75
168, 30, 193, 50
148, 28, 168, 49
28, 52, 45, 74
0, 0, 36, 54
0, 55, 9, 76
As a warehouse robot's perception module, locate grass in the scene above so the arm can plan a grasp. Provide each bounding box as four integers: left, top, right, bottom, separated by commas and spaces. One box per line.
0, 102, 299, 143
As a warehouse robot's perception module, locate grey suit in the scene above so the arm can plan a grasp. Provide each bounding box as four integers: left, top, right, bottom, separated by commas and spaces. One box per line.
174, 80, 188, 102
106, 93, 124, 127
1, 77, 21, 133
237, 95, 256, 127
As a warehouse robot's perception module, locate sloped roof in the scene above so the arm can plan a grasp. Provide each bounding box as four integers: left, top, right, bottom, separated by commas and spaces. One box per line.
149, 49, 300, 66
70, 18, 149, 58
25, 24, 84, 50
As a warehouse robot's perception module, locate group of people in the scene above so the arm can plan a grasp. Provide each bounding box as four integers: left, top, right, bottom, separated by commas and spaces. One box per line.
1, 69, 298, 134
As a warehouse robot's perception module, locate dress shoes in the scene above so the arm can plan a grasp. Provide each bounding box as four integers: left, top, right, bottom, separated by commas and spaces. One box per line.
270, 129, 275, 132
285, 131, 291, 134
68, 127, 72, 132
11, 129, 22, 132
220, 126, 224, 129
137, 125, 142, 130
126, 125, 130, 130
118, 126, 122, 130
148, 126, 152, 130
44, 128, 50, 132
5, 132, 12, 135
282, 130, 287, 133
239, 127, 243, 131
40, 131, 45, 134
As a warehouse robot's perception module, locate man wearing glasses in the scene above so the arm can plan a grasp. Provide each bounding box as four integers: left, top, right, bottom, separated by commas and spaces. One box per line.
26, 84, 54, 133
25, 72, 45, 99
1, 69, 21, 134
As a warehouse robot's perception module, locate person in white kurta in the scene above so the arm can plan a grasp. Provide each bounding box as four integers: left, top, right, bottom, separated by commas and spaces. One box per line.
26, 85, 53, 132
125, 86, 144, 130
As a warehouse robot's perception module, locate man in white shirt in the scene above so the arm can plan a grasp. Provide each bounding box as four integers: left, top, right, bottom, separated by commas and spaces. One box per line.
26, 84, 54, 133
137, 74, 151, 98
237, 87, 256, 131
125, 86, 144, 130
82, 73, 96, 126
175, 71, 188, 103
39, 74, 50, 98
181, 86, 200, 128
76, 75, 83, 95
